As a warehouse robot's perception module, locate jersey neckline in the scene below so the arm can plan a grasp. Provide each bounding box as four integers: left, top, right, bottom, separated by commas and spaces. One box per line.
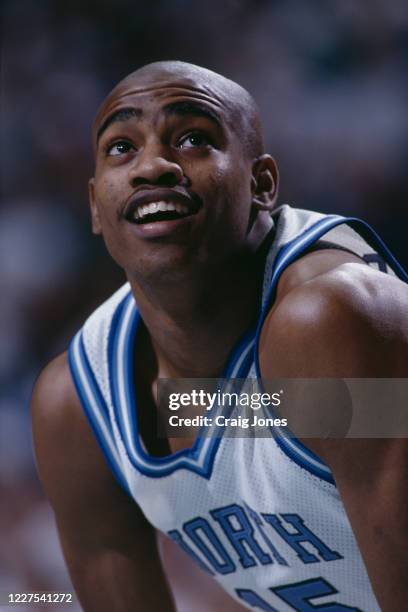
107, 292, 257, 479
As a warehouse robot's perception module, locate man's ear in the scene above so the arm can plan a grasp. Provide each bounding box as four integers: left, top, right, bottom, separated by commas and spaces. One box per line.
251, 154, 279, 211
88, 178, 102, 235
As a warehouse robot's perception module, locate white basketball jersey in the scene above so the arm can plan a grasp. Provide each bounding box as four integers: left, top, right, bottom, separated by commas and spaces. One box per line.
69, 206, 407, 611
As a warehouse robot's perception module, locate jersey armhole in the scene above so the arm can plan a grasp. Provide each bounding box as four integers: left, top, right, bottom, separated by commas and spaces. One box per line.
68, 331, 131, 494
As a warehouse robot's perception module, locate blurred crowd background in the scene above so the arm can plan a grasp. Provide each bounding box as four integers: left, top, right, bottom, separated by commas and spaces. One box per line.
1, 0, 407, 608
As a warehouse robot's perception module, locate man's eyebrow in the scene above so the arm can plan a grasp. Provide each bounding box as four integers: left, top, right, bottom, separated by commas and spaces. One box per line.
96, 107, 142, 143
162, 101, 223, 126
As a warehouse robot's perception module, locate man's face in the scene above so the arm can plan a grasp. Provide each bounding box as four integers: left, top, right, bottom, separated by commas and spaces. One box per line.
90, 73, 266, 283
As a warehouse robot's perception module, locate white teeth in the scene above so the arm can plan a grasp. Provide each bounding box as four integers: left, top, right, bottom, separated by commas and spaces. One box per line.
134, 200, 190, 220
175, 203, 188, 215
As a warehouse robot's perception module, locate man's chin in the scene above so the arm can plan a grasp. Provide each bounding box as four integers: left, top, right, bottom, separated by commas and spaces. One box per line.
127, 244, 201, 284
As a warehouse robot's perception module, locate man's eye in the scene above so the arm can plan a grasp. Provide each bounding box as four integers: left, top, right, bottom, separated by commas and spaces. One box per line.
178, 132, 210, 149
107, 141, 134, 156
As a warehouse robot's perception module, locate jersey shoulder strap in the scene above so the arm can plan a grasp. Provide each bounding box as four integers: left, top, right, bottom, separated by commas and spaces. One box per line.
263, 205, 407, 306
68, 282, 132, 491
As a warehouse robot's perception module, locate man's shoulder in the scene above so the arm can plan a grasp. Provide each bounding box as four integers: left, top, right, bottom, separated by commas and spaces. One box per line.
31, 353, 83, 503
32, 352, 79, 426
258, 249, 408, 526
31, 351, 127, 512
31, 352, 91, 469
31, 281, 132, 498
260, 254, 408, 378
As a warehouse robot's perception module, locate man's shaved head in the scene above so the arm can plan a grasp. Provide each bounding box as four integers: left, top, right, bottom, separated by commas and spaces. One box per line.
89, 59, 278, 284
93, 60, 264, 158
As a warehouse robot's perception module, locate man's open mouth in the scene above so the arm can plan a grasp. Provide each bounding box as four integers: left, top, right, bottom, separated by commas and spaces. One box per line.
128, 200, 197, 225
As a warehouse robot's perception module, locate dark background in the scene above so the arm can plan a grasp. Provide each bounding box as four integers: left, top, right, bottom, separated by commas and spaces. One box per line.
1, 0, 407, 605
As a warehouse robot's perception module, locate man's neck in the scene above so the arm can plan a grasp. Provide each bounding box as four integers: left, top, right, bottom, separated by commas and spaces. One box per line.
129, 229, 273, 378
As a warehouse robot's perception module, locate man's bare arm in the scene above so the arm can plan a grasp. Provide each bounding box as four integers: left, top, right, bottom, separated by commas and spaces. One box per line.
260, 262, 408, 611
32, 353, 176, 612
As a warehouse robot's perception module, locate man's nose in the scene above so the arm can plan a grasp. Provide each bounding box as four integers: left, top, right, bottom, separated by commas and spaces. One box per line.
129, 145, 184, 188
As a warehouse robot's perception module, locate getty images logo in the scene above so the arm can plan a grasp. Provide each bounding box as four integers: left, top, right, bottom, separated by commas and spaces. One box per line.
168, 388, 283, 411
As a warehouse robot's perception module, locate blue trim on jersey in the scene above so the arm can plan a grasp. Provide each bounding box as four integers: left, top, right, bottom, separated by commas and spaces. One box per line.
107, 292, 257, 479
346, 218, 408, 283
254, 215, 408, 485
68, 331, 130, 493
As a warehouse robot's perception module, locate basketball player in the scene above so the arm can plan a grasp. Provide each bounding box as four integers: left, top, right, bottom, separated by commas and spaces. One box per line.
32, 62, 408, 611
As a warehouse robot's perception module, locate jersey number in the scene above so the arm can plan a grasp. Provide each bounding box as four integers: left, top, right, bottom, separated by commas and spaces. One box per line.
236, 577, 362, 611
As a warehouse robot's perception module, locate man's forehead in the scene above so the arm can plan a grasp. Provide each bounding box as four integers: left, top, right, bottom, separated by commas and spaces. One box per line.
93, 68, 241, 140
91, 61, 263, 157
